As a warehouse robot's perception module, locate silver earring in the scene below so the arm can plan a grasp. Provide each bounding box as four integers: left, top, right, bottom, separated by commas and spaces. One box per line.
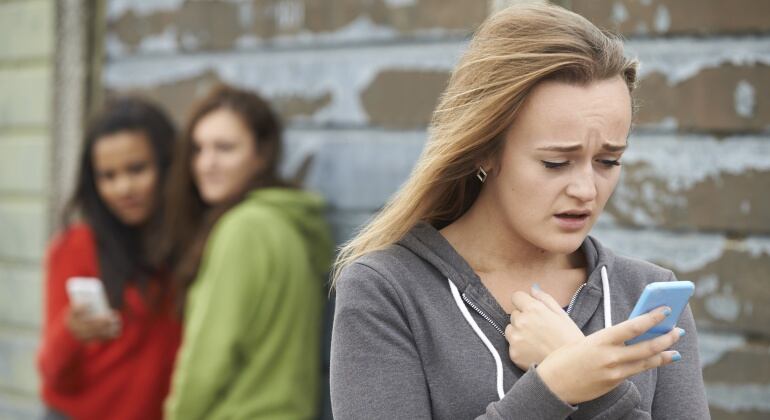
476, 167, 487, 183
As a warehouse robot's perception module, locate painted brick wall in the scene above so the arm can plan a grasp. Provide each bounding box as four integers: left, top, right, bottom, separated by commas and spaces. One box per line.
0, 0, 52, 418
95, 0, 770, 418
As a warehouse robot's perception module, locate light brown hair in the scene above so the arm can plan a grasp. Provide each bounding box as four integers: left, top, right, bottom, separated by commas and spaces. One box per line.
332, 3, 638, 285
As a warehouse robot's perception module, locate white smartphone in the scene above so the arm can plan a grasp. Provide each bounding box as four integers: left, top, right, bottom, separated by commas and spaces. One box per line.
66, 277, 111, 317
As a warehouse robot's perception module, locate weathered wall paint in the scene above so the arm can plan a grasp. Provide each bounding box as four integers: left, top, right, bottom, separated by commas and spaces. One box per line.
106, 0, 486, 56
572, 0, 770, 36
95, 0, 770, 417
104, 37, 770, 134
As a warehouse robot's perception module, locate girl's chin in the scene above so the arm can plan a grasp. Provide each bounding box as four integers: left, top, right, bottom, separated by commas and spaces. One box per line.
536, 233, 587, 255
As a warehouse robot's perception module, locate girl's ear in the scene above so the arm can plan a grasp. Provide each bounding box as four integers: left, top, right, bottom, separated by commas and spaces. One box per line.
478, 156, 495, 178
479, 133, 506, 178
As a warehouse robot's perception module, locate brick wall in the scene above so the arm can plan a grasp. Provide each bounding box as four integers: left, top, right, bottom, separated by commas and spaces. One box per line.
0, 0, 53, 418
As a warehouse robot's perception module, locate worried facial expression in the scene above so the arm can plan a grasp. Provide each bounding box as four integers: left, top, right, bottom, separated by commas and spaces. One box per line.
481, 77, 632, 254
192, 109, 265, 205
92, 130, 159, 227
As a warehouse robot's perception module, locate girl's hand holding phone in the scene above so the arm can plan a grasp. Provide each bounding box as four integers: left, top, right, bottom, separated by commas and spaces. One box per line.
536, 307, 683, 405
504, 286, 585, 370
66, 305, 122, 342
65, 276, 121, 342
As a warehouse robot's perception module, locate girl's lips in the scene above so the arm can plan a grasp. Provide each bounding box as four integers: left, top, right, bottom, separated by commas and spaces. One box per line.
118, 200, 144, 209
554, 214, 590, 231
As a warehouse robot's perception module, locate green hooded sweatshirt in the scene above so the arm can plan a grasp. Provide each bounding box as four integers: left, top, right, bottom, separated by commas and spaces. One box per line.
165, 188, 333, 420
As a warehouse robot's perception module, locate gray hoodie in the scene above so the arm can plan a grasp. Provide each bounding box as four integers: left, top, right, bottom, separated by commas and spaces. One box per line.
330, 222, 709, 419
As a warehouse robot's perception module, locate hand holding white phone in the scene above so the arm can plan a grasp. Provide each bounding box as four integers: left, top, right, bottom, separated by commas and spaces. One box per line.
65, 277, 121, 341
66, 277, 111, 317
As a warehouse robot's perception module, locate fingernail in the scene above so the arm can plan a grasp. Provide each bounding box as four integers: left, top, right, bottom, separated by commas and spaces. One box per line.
672, 352, 682, 362
663, 307, 672, 316
679, 328, 686, 337
532, 283, 541, 292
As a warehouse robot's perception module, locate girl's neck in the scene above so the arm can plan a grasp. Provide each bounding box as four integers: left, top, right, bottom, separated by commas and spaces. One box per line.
440, 199, 583, 281
440, 201, 588, 310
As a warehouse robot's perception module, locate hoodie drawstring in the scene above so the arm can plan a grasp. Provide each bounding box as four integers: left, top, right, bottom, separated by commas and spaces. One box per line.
448, 265, 612, 400
601, 266, 612, 329
448, 280, 506, 400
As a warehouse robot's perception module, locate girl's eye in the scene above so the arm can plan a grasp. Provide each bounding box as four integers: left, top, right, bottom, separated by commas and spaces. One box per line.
542, 160, 569, 169
96, 170, 115, 181
599, 159, 621, 167
215, 142, 235, 152
128, 162, 148, 174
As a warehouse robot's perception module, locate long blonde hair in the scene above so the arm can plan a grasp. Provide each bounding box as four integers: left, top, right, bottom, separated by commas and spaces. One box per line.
332, 3, 638, 285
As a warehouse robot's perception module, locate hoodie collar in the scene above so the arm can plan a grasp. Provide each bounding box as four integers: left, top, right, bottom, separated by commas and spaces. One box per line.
398, 222, 615, 330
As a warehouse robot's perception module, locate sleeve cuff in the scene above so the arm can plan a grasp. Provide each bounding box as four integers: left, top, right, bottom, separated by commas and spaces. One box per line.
570, 380, 641, 420
51, 315, 84, 356
492, 368, 577, 419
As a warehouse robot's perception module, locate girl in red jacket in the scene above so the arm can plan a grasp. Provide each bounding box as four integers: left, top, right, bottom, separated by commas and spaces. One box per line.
38, 98, 182, 420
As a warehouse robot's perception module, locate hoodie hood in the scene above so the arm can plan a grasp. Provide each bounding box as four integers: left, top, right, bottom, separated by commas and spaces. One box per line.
398, 222, 614, 330
246, 187, 333, 279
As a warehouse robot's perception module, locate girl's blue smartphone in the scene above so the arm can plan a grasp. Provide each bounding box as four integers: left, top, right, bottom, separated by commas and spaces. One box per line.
625, 281, 695, 345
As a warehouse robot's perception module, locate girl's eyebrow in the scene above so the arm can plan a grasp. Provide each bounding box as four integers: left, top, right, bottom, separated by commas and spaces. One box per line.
602, 143, 627, 152
536, 142, 627, 152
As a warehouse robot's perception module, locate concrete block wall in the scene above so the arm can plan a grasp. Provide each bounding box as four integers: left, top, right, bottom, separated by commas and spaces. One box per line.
97, 0, 770, 418
0, 0, 53, 418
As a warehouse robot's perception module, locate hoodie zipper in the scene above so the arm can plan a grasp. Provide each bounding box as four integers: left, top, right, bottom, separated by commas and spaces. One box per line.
565, 283, 586, 315
460, 283, 586, 337
461, 293, 506, 336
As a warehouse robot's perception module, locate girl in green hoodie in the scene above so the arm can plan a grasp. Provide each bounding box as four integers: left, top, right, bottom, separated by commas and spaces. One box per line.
161, 85, 332, 420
